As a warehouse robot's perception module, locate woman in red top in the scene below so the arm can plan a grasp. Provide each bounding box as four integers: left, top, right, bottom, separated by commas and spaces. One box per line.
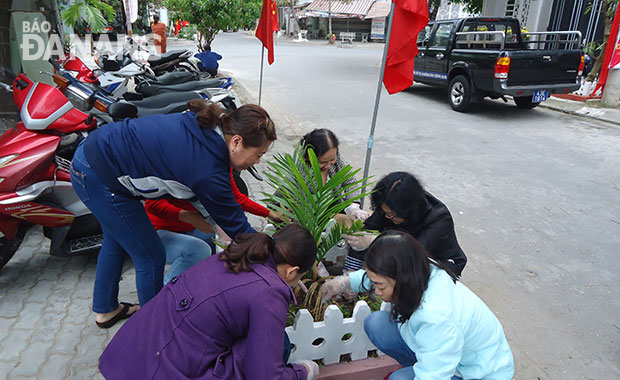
146, 168, 282, 284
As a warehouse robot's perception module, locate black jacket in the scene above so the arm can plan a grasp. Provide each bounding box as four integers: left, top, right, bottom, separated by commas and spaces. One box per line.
363, 192, 467, 276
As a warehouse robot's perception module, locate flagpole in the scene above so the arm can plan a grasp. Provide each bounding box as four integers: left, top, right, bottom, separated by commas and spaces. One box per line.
360, 1, 396, 209
259, 46, 265, 106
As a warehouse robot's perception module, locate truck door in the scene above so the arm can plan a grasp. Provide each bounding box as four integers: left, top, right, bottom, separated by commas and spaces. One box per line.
425, 21, 455, 84
414, 23, 433, 82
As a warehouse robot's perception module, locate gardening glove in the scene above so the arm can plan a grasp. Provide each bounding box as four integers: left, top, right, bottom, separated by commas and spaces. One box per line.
295, 360, 319, 380
344, 233, 376, 251
344, 203, 370, 221
316, 261, 330, 278
321, 275, 351, 303
214, 225, 232, 253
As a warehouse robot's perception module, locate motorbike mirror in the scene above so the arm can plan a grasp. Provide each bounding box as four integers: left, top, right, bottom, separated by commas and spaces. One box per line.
0, 82, 12, 92
48, 57, 63, 72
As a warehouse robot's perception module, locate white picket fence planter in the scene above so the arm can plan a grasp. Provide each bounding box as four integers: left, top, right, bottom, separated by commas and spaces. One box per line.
286, 301, 389, 365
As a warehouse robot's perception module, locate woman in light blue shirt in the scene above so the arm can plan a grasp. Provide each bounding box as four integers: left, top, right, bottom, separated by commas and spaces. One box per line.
323, 231, 514, 380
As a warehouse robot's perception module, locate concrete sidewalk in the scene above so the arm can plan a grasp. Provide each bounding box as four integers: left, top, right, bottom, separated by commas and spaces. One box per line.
540, 95, 620, 128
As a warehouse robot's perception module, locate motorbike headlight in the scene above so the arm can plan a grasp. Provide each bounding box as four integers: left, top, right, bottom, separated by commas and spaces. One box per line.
65, 85, 91, 111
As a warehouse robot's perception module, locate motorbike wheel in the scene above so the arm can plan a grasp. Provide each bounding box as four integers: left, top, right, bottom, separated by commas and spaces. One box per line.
0, 225, 28, 271
232, 169, 249, 196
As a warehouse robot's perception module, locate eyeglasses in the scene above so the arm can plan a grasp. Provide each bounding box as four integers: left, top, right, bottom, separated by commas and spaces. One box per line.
383, 210, 398, 219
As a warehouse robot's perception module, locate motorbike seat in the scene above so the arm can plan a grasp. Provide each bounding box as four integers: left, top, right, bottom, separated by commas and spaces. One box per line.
152, 71, 197, 85
147, 50, 186, 67
110, 91, 203, 119
136, 78, 228, 97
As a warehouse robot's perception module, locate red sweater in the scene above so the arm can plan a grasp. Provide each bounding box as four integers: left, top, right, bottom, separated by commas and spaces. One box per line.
145, 168, 270, 233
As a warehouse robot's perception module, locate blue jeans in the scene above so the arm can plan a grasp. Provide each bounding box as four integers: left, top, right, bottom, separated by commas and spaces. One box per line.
364, 311, 465, 380
70, 143, 166, 313
159, 229, 214, 285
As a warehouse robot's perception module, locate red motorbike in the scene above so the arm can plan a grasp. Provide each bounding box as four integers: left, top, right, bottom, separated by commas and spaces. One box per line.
0, 66, 103, 270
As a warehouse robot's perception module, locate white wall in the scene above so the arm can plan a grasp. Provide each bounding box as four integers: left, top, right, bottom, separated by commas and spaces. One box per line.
482, 0, 552, 32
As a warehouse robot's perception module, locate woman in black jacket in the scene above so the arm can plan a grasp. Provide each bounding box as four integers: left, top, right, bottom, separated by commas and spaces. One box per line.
344, 172, 467, 276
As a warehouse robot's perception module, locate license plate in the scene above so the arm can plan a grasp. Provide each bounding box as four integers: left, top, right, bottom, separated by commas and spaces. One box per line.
532, 90, 548, 103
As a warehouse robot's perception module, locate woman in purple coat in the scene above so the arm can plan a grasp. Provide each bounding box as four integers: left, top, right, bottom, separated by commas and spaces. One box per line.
99, 224, 320, 380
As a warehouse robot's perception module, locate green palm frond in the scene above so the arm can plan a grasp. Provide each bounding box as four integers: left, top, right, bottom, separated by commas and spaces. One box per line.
61, 0, 116, 34
262, 143, 374, 263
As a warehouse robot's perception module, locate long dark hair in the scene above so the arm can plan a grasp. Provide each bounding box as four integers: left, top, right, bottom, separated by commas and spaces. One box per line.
370, 172, 427, 225
300, 128, 339, 163
364, 230, 456, 323
219, 224, 317, 274
188, 101, 277, 148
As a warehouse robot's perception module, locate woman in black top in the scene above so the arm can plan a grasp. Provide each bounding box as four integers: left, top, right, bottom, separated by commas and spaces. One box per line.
344, 172, 467, 276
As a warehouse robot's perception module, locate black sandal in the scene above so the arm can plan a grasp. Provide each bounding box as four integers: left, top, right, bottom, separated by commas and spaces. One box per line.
96, 302, 137, 329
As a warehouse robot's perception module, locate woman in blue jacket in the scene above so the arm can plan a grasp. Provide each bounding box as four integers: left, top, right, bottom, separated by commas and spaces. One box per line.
70, 100, 276, 328
323, 231, 514, 380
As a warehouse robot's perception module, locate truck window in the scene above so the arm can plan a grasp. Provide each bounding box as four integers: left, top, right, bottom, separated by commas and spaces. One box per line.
473, 20, 522, 48
430, 23, 454, 48
417, 25, 433, 46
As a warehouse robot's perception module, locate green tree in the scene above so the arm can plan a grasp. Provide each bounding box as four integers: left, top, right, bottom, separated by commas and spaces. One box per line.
448, 0, 483, 14
61, 0, 116, 34
164, 0, 262, 50
429, 0, 482, 21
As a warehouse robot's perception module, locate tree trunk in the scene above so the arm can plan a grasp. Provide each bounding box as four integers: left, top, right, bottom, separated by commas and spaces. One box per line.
328, 0, 333, 44
586, 1, 612, 82
429, 0, 441, 21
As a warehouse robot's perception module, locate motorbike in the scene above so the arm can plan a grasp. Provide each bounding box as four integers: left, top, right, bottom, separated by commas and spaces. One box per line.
60, 55, 236, 111
0, 67, 104, 270
0, 63, 256, 270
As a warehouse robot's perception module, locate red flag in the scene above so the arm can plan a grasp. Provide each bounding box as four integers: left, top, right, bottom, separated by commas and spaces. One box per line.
272, 1, 280, 32
382, 0, 429, 94
256, 0, 276, 64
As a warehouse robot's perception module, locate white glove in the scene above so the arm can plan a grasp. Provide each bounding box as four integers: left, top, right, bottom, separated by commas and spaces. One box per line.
316, 261, 330, 278
295, 360, 319, 380
321, 275, 351, 302
214, 224, 232, 244
344, 203, 371, 221
344, 233, 376, 251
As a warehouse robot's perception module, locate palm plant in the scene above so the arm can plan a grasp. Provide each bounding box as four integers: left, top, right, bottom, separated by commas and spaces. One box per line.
262, 145, 375, 320
262, 145, 371, 263
62, 0, 116, 34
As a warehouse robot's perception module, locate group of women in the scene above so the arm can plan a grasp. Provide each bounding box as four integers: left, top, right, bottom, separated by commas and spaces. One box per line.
70, 100, 514, 379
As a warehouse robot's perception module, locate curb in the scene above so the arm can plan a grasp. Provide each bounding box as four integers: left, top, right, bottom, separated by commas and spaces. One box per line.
316, 356, 400, 380
538, 102, 620, 128
220, 70, 257, 105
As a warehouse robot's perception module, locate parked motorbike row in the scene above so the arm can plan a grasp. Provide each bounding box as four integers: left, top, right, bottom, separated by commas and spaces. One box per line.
0, 44, 247, 270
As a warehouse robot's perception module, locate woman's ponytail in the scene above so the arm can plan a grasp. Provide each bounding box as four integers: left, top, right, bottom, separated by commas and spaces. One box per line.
219, 232, 272, 273
219, 224, 317, 274
187, 99, 228, 130
188, 100, 277, 148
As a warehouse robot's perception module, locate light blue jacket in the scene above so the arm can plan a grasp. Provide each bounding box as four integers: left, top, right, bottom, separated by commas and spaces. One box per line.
350, 266, 514, 380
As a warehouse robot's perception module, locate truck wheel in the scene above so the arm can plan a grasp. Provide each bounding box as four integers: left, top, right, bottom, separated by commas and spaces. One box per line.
514, 96, 539, 109
448, 75, 472, 112
0, 226, 28, 271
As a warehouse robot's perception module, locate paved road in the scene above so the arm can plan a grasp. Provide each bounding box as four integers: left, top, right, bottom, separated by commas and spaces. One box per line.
0, 32, 618, 379
212, 32, 620, 379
